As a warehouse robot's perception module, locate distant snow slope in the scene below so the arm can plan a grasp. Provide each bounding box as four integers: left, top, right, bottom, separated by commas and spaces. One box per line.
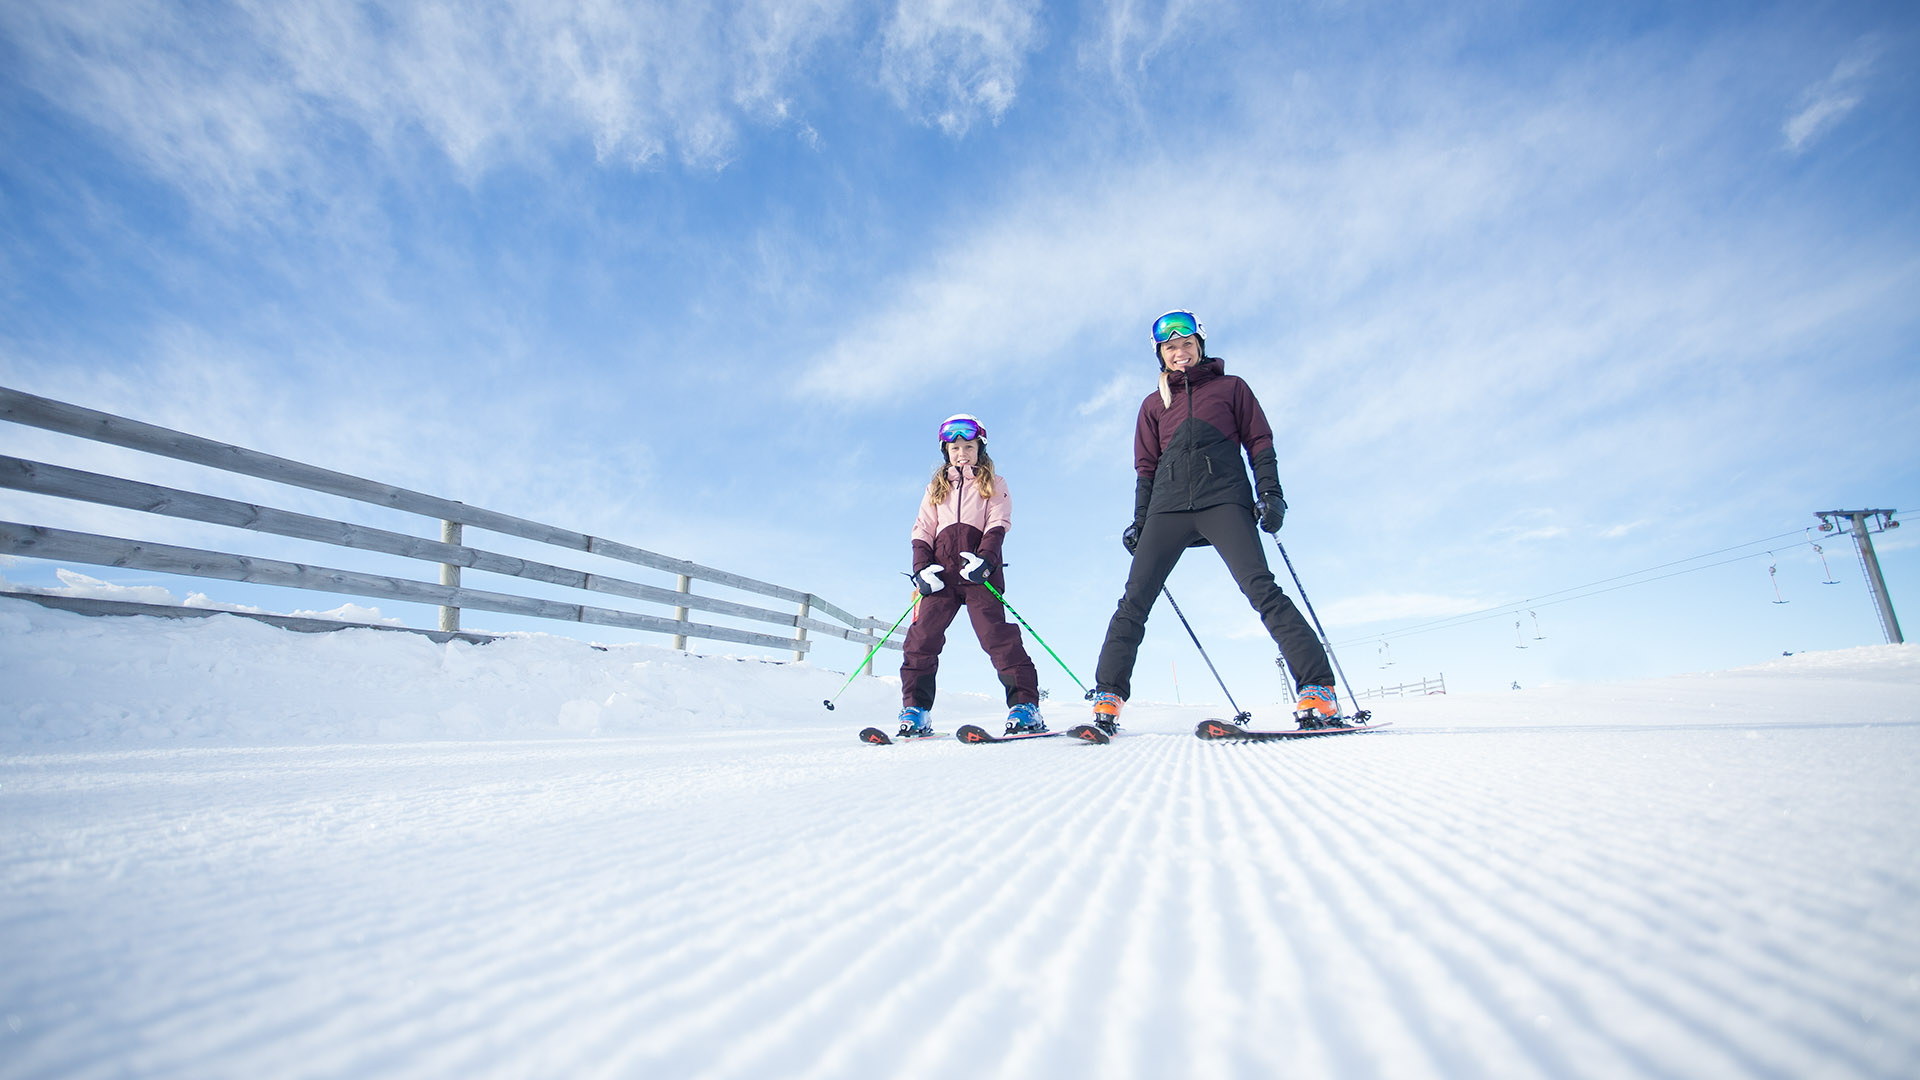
3, 599, 1917, 1079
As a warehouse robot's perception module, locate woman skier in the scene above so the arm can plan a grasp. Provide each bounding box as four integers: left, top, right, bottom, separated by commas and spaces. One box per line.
896, 413, 1043, 738
1089, 310, 1342, 731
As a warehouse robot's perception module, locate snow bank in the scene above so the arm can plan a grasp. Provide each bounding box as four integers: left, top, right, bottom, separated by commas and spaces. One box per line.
0, 597, 904, 746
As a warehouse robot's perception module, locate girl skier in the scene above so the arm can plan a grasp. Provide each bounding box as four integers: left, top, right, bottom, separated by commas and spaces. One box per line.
1089, 310, 1342, 731
896, 414, 1043, 738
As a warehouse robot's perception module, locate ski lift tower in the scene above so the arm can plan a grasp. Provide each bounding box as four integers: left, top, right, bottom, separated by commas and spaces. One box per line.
1816, 509, 1904, 644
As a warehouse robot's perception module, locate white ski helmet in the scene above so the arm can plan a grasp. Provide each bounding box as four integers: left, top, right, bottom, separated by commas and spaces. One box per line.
938, 413, 985, 443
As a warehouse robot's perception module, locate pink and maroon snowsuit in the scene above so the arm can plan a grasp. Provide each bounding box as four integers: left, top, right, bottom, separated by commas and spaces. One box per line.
899, 465, 1040, 710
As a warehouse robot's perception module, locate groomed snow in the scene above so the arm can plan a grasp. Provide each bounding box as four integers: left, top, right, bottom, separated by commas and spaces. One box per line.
3, 598, 1918, 1079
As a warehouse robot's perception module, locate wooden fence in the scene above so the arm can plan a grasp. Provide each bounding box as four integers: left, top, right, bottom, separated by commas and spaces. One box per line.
1355, 673, 1447, 699
0, 386, 899, 662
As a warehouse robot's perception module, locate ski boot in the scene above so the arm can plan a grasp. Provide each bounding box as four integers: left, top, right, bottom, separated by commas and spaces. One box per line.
1004, 701, 1046, 735
897, 706, 934, 738
1089, 691, 1123, 736
1293, 685, 1347, 730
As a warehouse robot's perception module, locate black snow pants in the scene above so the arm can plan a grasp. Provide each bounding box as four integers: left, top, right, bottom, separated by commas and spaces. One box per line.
1094, 502, 1334, 701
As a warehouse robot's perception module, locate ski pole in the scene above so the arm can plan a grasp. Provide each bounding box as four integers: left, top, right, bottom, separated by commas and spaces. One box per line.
822, 593, 919, 710
1271, 537, 1364, 718
980, 578, 1093, 699
1161, 587, 1251, 724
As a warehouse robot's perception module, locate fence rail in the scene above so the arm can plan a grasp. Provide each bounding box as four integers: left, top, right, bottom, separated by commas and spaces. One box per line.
1355, 673, 1447, 700
0, 386, 899, 661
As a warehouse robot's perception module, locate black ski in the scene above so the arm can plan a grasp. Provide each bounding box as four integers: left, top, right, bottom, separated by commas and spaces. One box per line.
860, 727, 946, 745
955, 723, 1071, 744
1195, 717, 1389, 741
952, 722, 1115, 744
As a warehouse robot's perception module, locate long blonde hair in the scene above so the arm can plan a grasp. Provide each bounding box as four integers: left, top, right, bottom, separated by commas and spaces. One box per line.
928, 444, 997, 503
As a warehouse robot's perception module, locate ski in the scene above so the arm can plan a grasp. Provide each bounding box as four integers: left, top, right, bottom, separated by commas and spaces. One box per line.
953, 722, 1116, 744
860, 727, 946, 745
1194, 718, 1390, 741
956, 722, 1075, 737
955, 723, 1073, 744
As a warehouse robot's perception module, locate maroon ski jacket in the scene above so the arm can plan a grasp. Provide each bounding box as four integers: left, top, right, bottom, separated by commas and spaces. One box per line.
1134, 358, 1276, 517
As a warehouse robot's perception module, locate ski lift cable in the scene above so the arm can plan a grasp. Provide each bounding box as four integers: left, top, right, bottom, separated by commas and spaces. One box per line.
1338, 547, 1791, 647
1333, 527, 1809, 647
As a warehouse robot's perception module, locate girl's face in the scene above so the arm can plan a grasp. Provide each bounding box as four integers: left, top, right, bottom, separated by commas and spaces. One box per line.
945, 437, 980, 466
1158, 332, 1201, 372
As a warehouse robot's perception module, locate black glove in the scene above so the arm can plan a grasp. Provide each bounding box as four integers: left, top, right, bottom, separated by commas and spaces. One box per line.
1258, 492, 1287, 533
959, 552, 992, 584
1124, 474, 1154, 554
1250, 447, 1286, 534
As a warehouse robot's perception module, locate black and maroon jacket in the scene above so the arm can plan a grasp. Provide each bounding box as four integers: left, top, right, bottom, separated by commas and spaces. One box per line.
1133, 357, 1280, 519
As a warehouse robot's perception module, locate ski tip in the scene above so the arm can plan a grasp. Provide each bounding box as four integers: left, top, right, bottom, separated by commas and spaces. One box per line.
1067, 723, 1110, 745
1195, 719, 1244, 740
858, 727, 892, 745
955, 724, 994, 744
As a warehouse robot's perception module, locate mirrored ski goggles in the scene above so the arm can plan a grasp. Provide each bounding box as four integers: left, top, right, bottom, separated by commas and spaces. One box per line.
939, 418, 983, 443
1151, 311, 1201, 343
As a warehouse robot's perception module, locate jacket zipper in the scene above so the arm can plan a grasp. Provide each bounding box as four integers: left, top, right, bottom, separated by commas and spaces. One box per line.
1181, 372, 1212, 477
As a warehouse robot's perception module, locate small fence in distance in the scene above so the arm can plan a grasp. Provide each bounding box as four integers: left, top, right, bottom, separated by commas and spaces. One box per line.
1355, 673, 1447, 700
0, 386, 899, 666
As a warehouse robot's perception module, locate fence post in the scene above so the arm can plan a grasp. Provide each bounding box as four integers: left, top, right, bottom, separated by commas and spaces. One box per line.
794, 594, 811, 662
864, 616, 877, 676
438, 520, 462, 632
673, 574, 691, 650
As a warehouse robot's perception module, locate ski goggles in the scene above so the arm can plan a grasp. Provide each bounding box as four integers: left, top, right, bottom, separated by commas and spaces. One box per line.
938, 417, 983, 443
1151, 310, 1201, 343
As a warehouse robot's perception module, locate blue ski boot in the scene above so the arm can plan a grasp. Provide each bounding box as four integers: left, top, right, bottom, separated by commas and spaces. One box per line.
897, 706, 933, 738
1004, 701, 1046, 735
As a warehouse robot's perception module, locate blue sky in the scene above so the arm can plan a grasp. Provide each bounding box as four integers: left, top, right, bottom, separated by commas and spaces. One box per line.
2, 1, 1916, 710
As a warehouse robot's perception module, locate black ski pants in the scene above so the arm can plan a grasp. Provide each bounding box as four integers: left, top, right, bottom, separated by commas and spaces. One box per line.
1094, 502, 1334, 701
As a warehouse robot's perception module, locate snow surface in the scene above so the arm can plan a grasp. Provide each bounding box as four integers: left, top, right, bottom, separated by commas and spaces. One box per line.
3, 597, 1919, 1079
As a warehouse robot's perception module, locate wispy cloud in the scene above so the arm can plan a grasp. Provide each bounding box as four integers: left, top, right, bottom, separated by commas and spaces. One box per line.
2, 1, 1043, 224
1782, 34, 1881, 154
1079, 0, 1208, 82
878, 0, 1045, 135
1076, 370, 1141, 418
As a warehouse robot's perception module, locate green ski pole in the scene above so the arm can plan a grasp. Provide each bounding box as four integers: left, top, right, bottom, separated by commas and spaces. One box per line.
981, 579, 1093, 700
822, 593, 919, 710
